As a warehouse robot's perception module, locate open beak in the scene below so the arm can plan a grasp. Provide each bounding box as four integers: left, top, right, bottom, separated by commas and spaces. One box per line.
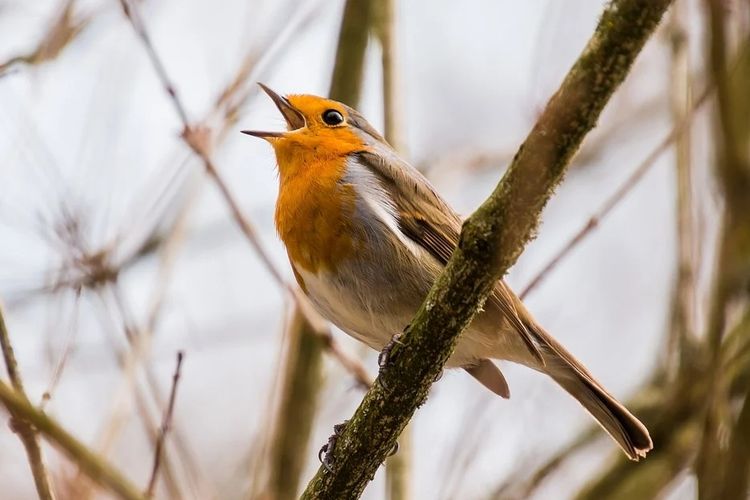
241, 83, 305, 139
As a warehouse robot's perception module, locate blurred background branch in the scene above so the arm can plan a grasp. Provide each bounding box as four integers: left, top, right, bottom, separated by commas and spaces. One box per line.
301, 0, 673, 497
145, 351, 184, 498
0, 301, 56, 500
0, 379, 145, 500
0, 0, 89, 77
2, 0, 750, 498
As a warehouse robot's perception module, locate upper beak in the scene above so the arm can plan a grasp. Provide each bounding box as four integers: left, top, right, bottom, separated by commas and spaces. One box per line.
241, 83, 305, 139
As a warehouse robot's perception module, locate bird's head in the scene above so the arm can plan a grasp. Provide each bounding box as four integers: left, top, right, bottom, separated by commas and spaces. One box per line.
242, 84, 386, 172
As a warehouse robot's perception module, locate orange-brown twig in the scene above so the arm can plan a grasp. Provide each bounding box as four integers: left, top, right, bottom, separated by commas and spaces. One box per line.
519, 82, 713, 300
0, 301, 56, 500
145, 351, 185, 498
117, 0, 370, 388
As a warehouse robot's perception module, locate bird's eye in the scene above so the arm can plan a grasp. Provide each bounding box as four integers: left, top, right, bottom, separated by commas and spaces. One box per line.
322, 109, 344, 126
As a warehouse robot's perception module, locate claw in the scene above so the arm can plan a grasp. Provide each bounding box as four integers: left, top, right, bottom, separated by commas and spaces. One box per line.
318, 444, 332, 473
388, 441, 399, 457
318, 420, 349, 473
378, 332, 404, 369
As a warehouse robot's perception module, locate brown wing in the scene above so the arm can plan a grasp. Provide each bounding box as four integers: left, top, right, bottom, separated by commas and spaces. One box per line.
354, 150, 544, 364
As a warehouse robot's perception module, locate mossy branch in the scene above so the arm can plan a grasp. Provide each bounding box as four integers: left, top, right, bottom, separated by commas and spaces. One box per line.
300, 0, 673, 497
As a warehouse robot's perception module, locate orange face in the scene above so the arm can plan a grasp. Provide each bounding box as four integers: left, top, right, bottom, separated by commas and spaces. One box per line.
243, 86, 366, 180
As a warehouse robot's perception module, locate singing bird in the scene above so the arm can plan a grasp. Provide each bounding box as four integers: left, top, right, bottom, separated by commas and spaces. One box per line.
243, 84, 652, 460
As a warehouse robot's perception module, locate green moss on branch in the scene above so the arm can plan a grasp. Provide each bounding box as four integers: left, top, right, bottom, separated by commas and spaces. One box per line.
301, 1, 673, 498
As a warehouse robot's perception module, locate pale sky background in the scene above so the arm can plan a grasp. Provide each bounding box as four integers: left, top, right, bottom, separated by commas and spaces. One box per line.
0, 1, 714, 498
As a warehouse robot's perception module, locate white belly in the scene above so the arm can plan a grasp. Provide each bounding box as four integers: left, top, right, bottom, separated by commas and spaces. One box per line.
297, 265, 416, 351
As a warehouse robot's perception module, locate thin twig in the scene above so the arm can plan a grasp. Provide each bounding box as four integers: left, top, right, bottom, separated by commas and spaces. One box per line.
41, 291, 80, 408
519, 82, 712, 300
301, 1, 673, 496
0, 301, 57, 500
111, 286, 192, 499
146, 351, 185, 498
0, 379, 146, 500
117, 0, 282, 286
117, 0, 188, 125
73, 287, 186, 500
0, 0, 90, 75
118, 0, 370, 388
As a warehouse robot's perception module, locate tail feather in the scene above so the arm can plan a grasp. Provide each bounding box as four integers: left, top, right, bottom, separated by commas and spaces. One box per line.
548, 359, 652, 460
533, 327, 653, 460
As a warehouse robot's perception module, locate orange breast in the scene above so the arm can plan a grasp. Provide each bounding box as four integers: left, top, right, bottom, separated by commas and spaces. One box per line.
274, 155, 360, 274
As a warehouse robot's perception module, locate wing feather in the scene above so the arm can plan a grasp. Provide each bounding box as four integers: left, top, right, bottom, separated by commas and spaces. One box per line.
354, 150, 544, 365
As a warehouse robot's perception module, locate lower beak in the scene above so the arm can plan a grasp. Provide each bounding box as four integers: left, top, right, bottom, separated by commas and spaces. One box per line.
241, 83, 305, 139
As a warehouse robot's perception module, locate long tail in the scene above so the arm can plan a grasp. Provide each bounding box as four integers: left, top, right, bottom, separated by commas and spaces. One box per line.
532, 326, 653, 460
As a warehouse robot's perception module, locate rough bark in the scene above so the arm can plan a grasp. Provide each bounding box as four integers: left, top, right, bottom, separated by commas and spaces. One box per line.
300, 1, 673, 498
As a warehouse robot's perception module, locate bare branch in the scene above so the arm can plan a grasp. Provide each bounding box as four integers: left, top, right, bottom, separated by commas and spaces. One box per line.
146, 351, 185, 498
519, 82, 712, 300
664, 3, 698, 376
1, 301, 57, 500
0, 0, 90, 76
264, 309, 326, 500
301, 1, 673, 497
0, 379, 145, 500
117, 0, 370, 389
329, 0, 372, 108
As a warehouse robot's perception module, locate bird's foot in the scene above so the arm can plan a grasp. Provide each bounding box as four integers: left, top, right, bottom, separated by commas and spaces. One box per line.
378, 331, 404, 369
318, 420, 349, 473
387, 441, 400, 458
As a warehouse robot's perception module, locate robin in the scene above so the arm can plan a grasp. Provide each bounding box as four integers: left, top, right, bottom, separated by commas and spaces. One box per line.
243, 84, 652, 460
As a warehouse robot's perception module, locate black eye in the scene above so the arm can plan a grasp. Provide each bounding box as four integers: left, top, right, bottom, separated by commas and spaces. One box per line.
322, 109, 344, 126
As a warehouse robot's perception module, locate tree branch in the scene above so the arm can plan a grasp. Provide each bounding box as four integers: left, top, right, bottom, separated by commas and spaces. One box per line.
145, 350, 184, 498
117, 0, 370, 390
329, 0, 372, 107
0, 380, 145, 500
0, 302, 56, 500
519, 80, 711, 301
266, 309, 327, 500
300, 0, 673, 497
696, 2, 750, 497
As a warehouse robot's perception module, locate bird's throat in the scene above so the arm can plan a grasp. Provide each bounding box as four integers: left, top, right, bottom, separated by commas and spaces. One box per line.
274, 157, 360, 274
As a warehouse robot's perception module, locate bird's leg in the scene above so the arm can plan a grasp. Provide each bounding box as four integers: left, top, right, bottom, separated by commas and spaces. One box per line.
378, 330, 405, 369
318, 420, 349, 473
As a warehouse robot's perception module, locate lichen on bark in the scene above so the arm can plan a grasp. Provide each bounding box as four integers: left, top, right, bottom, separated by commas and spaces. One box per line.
301, 1, 674, 498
